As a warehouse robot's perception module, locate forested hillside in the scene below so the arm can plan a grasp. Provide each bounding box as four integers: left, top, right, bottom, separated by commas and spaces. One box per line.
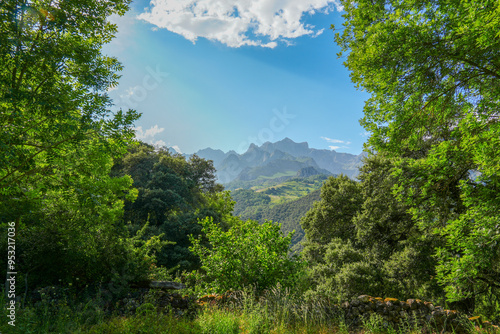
231, 175, 326, 251
248, 189, 321, 253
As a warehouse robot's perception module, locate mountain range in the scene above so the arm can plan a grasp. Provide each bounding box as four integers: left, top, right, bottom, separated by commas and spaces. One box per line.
191, 138, 365, 188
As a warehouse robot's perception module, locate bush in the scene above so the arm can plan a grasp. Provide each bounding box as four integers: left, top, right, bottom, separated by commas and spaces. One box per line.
188, 217, 306, 294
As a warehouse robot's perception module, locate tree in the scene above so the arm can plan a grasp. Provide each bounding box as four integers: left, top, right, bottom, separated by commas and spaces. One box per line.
0, 0, 138, 199
335, 0, 500, 312
301, 159, 444, 302
111, 142, 227, 271
0, 0, 142, 289
189, 216, 305, 294
301, 175, 362, 255
354, 154, 442, 301
300, 175, 368, 301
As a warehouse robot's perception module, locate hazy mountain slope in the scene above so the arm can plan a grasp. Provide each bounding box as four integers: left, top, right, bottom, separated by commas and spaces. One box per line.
194, 138, 364, 184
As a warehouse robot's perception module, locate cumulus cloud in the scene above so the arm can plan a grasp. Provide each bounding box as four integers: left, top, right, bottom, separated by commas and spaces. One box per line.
135, 125, 182, 152
138, 0, 343, 48
135, 125, 165, 141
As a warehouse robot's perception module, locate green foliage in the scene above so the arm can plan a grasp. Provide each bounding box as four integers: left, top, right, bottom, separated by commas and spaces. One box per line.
302, 157, 445, 303
120, 220, 174, 283
112, 141, 227, 272
197, 309, 241, 334
335, 0, 500, 312
306, 238, 383, 303
301, 175, 362, 249
189, 217, 305, 294
0, 0, 145, 291
231, 188, 271, 218
0, 0, 138, 197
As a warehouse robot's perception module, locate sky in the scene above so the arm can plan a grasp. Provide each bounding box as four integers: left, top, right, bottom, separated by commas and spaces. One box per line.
103, 0, 371, 155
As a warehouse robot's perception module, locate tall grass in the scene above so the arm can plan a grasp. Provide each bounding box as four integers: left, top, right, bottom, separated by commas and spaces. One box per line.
1, 285, 494, 333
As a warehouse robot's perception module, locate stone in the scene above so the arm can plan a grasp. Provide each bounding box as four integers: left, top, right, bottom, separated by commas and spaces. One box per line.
407, 299, 418, 310
384, 297, 398, 302
149, 281, 186, 290
358, 295, 371, 303
351, 298, 361, 307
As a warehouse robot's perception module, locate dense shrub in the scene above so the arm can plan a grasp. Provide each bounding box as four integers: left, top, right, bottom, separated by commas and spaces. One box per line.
189, 217, 306, 294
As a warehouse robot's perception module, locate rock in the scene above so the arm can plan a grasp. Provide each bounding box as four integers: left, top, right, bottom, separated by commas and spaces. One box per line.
407, 299, 418, 310
358, 295, 371, 303
384, 297, 398, 302
149, 281, 186, 290
335, 295, 498, 333
424, 301, 435, 311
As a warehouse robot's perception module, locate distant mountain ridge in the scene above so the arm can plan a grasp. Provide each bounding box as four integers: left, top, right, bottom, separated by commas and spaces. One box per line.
192, 138, 365, 185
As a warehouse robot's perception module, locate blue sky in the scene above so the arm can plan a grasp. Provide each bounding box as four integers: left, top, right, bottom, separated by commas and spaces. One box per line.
104, 0, 370, 155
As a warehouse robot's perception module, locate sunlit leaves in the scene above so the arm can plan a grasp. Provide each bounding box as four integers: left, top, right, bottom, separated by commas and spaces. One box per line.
189, 217, 304, 294
336, 0, 500, 307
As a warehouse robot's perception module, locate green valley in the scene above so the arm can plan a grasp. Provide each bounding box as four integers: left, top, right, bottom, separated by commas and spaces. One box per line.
231, 174, 327, 252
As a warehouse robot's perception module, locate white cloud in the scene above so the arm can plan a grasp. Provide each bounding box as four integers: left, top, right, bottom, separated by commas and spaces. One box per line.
134, 126, 182, 151
135, 125, 165, 141
322, 136, 351, 150
153, 139, 167, 148
138, 0, 342, 48
321, 136, 351, 145
171, 145, 183, 154
321, 136, 343, 144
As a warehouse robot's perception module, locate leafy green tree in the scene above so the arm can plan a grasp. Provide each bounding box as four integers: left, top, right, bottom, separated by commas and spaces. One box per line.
0, 0, 145, 289
301, 158, 444, 302
112, 142, 228, 271
0, 134, 147, 288
335, 0, 500, 311
354, 154, 442, 300
189, 216, 305, 294
301, 175, 362, 258
0, 0, 138, 197
300, 175, 368, 301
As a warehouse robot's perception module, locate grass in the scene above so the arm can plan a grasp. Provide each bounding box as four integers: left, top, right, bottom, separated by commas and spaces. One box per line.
253, 177, 327, 204
1, 285, 496, 334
